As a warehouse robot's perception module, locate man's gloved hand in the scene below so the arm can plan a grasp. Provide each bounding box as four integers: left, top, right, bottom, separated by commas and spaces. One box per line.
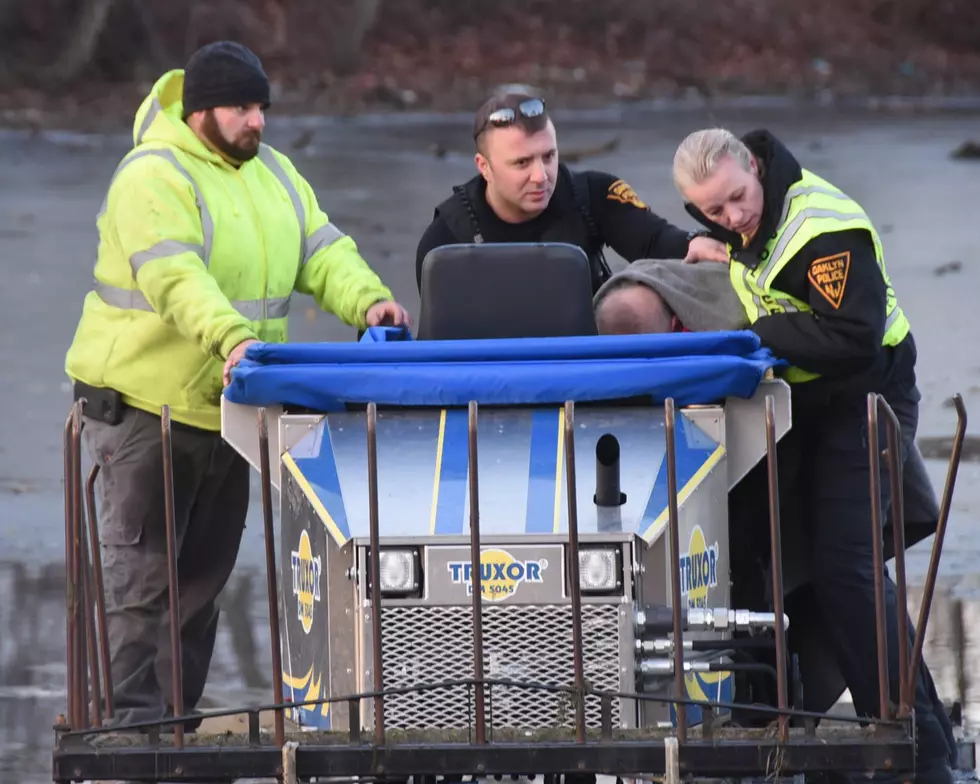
684, 235, 729, 264
365, 299, 412, 328
223, 338, 261, 386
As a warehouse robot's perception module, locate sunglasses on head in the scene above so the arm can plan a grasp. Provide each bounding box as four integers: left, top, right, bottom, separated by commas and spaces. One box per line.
475, 98, 546, 137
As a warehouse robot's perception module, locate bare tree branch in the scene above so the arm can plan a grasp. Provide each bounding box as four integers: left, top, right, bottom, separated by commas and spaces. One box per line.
129, 0, 178, 73
0, 0, 25, 81
44, 0, 117, 84
327, 0, 382, 76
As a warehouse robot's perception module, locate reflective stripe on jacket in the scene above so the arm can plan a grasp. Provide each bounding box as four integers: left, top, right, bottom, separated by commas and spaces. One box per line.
729, 168, 910, 383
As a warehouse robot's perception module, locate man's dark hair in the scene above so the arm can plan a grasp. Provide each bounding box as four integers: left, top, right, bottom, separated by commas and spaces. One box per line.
472, 91, 550, 154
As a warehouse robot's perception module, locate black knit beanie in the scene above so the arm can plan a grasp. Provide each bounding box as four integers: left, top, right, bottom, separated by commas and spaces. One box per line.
182, 41, 271, 118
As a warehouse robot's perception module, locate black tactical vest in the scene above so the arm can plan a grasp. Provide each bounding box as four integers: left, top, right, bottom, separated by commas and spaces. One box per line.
433, 164, 613, 293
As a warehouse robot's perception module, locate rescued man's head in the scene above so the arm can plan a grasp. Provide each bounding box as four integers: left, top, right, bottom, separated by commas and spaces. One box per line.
595, 280, 680, 335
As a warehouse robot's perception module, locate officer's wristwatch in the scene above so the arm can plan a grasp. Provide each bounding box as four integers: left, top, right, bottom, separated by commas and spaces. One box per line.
686, 229, 710, 241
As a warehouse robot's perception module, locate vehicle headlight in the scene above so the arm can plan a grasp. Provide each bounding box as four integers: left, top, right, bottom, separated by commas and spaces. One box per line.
578, 546, 621, 594
374, 548, 421, 597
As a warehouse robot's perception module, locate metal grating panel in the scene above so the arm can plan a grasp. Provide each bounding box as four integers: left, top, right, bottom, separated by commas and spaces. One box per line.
379, 604, 622, 730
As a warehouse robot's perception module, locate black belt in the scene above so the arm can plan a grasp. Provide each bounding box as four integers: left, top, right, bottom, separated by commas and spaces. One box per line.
72, 382, 210, 435
72, 381, 124, 425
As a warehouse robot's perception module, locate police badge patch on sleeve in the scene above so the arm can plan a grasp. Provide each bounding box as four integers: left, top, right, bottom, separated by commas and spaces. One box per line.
808, 251, 850, 309
607, 179, 648, 209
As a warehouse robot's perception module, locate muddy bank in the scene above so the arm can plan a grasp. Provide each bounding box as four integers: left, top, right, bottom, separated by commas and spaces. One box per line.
3, 0, 980, 133
920, 435, 980, 463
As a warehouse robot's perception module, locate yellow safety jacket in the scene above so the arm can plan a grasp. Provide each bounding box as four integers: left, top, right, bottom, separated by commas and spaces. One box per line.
729, 168, 910, 383
65, 69, 394, 431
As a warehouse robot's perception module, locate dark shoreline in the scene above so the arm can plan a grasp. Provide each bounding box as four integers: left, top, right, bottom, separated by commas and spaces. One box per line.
4, 86, 980, 138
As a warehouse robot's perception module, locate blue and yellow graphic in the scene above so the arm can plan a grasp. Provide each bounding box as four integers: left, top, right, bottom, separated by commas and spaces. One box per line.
282, 661, 331, 729
639, 416, 724, 543
282, 406, 724, 545
290, 529, 322, 635
670, 667, 734, 726
525, 408, 565, 534
428, 408, 470, 536
283, 423, 351, 546
679, 525, 719, 610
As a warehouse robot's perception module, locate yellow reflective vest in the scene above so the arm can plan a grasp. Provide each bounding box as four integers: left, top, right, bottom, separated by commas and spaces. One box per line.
65, 69, 394, 431
729, 168, 910, 383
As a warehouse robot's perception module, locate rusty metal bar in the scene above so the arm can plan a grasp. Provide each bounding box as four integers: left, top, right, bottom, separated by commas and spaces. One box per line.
85, 462, 113, 720
909, 394, 967, 695
563, 400, 587, 744
866, 393, 891, 721
71, 403, 89, 730
951, 599, 967, 717
63, 410, 78, 730
258, 409, 286, 747
877, 396, 910, 716
600, 694, 612, 740
160, 405, 184, 749
80, 511, 102, 727
366, 402, 386, 746
467, 400, 487, 745
664, 397, 687, 743
348, 697, 361, 743
764, 395, 789, 744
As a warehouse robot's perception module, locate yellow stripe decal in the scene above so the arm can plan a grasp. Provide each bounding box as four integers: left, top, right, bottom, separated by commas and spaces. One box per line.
552, 406, 566, 533
642, 444, 726, 543
281, 451, 350, 547
429, 409, 447, 535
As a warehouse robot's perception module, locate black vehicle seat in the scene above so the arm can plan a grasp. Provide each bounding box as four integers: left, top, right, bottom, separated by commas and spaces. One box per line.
416, 242, 598, 341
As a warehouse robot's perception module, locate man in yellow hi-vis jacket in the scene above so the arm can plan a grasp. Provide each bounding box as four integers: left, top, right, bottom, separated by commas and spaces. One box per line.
64, 41, 409, 731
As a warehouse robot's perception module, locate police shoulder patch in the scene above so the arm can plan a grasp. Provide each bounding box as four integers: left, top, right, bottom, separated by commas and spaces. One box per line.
808, 251, 850, 309
607, 179, 648, 209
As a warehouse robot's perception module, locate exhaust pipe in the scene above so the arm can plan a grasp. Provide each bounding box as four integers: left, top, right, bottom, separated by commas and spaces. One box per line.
594, 433, 626, 533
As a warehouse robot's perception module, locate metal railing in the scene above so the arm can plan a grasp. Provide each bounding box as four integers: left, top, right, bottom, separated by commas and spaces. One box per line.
55, 390, 969, 781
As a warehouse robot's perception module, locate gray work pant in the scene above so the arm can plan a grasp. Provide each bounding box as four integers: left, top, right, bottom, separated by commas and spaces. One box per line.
83, 405, 250, 729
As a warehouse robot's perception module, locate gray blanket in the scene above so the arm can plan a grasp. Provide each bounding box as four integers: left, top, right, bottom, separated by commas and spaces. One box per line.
593, 258, 749, 332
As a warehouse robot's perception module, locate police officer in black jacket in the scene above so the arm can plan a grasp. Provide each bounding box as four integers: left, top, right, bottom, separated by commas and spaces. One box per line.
674, 126, 957, 784
414, 92, 729, 293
